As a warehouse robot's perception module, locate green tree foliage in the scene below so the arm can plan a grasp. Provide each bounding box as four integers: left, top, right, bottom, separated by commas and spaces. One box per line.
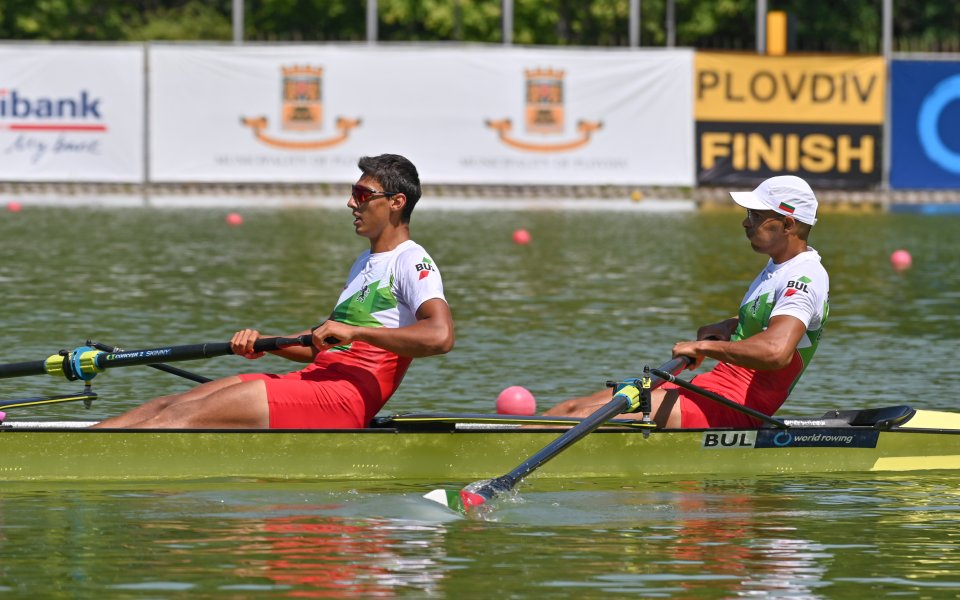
379, 0, 500, 42
0, 0, 955, 52
245, 0, 366, 42
125, 1, 232, 40
0, 0, 133, 40
896, 1, 960, 51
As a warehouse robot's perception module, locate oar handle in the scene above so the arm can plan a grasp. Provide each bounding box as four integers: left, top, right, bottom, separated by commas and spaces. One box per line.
0, 358, 54, 380
0, 334, 320, 382
95, 334, 315, 371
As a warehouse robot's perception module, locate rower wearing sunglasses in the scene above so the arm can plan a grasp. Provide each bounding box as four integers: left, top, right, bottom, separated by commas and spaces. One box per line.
95, 154, 454, 429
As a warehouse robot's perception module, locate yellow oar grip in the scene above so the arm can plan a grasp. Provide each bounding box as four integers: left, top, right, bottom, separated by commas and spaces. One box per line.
43, 354, 65, 378
76, 350, 104, 377
615, 384, 642, 413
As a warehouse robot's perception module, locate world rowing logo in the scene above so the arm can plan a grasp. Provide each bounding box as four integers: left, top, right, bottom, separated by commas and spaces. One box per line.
754, 429, 880, 449
773, 431, 793, 446
240, 65, 361, 150
484, 67, 602, 153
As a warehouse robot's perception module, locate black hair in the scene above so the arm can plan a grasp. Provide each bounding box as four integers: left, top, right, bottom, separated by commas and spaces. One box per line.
357, 154, 422, 223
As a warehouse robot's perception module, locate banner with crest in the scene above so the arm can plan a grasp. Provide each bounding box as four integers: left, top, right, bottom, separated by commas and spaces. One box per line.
149, 46, 694, 186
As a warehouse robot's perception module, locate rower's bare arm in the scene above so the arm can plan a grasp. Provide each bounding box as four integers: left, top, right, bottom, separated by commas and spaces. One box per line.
675, 315, 807, 370
696, 317, 739, 341
312, 298, 455, 358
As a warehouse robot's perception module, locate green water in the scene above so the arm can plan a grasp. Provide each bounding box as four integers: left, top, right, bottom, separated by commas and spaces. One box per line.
1, 205, 959, 597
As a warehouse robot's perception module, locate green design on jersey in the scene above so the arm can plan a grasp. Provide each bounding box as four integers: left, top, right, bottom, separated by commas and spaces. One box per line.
733, 292, 773, 341
330, 278, 399, 328
734, 285, 829, 394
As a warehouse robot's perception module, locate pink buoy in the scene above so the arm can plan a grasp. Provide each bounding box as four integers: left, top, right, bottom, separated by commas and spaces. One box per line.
225, 212, 244, 226
512, 229, 531, 245
496, 386, 536, 415
890, 249, 912, 272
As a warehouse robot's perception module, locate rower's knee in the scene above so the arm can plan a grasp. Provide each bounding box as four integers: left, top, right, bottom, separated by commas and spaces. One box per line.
544, 389, 610, 417
543, 401, 575, 416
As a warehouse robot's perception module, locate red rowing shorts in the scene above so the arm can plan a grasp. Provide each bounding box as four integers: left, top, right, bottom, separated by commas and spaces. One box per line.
668, 363, 789, 429
237, 371, 367, 429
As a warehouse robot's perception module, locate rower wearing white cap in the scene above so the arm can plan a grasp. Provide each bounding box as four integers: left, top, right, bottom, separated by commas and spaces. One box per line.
546, 175, 830, 428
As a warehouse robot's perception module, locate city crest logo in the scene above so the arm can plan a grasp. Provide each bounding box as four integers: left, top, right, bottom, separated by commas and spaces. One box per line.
485, 68, 602, 153
240, 65, 360, 150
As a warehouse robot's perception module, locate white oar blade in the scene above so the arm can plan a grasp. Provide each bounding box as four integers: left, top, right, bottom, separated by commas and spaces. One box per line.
423, 488, 491, 514
423, 489, 465, 513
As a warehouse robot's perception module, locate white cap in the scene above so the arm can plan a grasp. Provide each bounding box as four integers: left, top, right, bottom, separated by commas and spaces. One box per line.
730, 175, 818, 226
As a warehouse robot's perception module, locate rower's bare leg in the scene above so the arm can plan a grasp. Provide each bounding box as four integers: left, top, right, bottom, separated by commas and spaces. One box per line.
105, 379, 270, 429
92, 376, 245, 428
543, 388, 682, 428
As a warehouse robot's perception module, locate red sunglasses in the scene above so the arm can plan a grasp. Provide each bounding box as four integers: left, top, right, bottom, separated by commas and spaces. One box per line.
351, 184, 400, 204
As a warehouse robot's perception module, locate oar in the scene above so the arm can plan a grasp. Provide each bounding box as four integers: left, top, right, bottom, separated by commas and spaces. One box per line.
89, 341, 212, 384
424, 355, 692, 514
0, 334, 321, 382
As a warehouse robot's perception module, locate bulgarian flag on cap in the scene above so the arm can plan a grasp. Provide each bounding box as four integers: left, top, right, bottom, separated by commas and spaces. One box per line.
778, 201, 796, 214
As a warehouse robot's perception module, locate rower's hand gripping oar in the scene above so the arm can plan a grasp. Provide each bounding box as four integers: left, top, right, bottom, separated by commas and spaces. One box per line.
0, 334, 332, 382
424, 355, 693, 515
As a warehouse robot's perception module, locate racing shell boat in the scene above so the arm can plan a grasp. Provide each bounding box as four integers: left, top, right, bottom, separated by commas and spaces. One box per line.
1, 405, 959, 482
1, 340, 958, 485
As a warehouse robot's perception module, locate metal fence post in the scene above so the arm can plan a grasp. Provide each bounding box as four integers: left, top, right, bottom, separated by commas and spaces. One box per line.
232, 0, 243, 44
368, 0, 378, 43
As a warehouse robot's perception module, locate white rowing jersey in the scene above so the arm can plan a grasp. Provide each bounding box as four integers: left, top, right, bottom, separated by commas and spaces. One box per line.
329, 239, 446, 331
731, 247, 830, 395
306, 239, 446, 422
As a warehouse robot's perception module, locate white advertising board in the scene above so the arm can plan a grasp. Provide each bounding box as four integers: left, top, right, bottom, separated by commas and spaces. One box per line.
150, 45, 693, 186
0, 45, 144, 183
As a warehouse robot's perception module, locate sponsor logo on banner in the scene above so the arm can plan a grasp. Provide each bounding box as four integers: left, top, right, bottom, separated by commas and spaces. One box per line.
695, 54, 885, 187
890, 60, 960, 189
485, 68, 602, 152
0, 88, 107, 164
916, 74, 960, 175
240, 65, 360, 150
